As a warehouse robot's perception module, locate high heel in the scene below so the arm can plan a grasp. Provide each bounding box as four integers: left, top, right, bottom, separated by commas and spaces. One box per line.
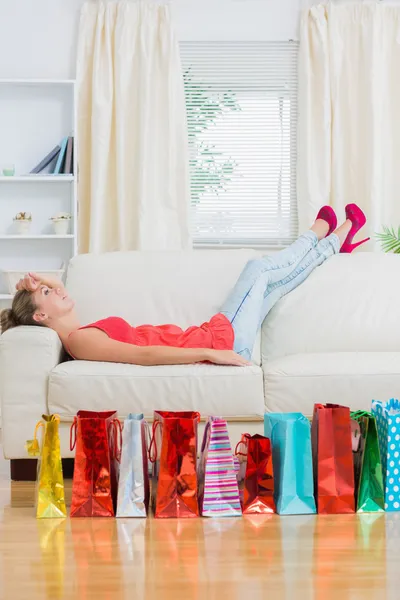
340, 237, 370, 254
340, 203, 369, 254
316, 206, 337, 236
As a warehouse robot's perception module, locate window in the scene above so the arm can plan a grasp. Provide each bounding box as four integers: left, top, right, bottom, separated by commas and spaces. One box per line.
181, 41, 299, 248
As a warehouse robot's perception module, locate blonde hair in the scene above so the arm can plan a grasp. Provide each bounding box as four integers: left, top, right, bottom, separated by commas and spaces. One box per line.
0, 290, 43, 334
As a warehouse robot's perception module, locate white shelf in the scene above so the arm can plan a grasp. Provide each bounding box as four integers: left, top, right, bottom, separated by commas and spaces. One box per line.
0, 80, 77, 284
0, 79, 75, 86
0, 294, 12, 300
0, 175, 74, 183
0, 235, 74, 240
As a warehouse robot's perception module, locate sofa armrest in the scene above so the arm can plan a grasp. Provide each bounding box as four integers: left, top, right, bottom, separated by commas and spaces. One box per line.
0, 326, 63, 459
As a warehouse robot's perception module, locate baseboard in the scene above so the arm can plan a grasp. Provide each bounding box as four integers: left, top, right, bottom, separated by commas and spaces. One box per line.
10, 458, 74, 482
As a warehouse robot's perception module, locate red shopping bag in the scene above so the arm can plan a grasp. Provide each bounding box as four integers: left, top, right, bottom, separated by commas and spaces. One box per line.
235, 433, 275, 514
149, 411, 200, 518
312, 403, 355, 514
70, 410, 122, 517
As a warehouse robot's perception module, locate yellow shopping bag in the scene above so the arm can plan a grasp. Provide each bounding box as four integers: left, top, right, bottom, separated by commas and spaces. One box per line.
26, 414, 67, 518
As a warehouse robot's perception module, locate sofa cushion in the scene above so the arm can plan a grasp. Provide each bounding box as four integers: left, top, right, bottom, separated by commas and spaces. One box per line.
66, 249, 260, 329
263, 352, 400, 415
262, 253, 400, 362
48, 361, 264, 420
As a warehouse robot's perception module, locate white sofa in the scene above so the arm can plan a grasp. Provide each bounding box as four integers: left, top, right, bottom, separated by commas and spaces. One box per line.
1, 250, 399, 465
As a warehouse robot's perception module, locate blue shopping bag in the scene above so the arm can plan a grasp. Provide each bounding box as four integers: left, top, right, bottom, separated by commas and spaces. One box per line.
264, 413, 316, 515
372, 399, 400, 512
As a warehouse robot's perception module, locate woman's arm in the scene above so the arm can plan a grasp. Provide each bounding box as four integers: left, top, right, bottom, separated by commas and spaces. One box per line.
68, 328, 250, 367
16, 272, 66, 294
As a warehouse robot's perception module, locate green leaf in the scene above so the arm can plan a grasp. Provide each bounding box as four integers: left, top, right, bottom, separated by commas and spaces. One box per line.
376, 226, 400, 253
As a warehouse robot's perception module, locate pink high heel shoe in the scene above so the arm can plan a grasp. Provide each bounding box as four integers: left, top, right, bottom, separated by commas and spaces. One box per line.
340, 204, 370, 253
316, 206, 337, 236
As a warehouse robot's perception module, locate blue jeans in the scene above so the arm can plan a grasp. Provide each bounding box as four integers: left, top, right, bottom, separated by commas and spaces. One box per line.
220, 231, 340, 360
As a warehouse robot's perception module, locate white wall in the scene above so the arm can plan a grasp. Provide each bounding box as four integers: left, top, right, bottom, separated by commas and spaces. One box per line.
0, 0, 301, 80
0, 0, 82, 80
173, 0, 301, 41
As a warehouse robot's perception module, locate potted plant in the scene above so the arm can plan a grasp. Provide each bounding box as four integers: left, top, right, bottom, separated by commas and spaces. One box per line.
376, 226, 400, 253
50, 212, 71, 236
13, 212, 32, 235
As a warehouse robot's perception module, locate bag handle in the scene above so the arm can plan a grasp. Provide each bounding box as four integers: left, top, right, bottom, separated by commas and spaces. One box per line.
234, 433, 251, 457
34, 420, 45, 439
144, 420, 152, 450
110, 418, 123, 462
350, 410, 372, 419
201, 420, 211, 453
148, 420, 162, 463
26, 414, 61, 457
25, 420, 45, 457
148, 412, 200, 463
70, 416, 78, 451
48, 414, 61, 424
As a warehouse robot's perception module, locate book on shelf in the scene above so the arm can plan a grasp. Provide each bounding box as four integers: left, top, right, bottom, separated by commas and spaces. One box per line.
30, 145, 60, 174
53, 137, 68, 174
29, 136, 74, 176
63, 136, 73, 174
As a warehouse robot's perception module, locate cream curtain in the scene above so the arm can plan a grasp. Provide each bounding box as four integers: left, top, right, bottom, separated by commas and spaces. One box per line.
298, 3, 400, 245
77, 1, 191, 253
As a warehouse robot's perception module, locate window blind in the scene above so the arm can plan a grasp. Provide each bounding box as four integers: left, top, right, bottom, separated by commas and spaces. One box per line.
180, 41, 299, 248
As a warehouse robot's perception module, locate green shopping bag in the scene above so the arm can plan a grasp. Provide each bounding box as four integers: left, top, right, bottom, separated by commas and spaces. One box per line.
351, 411, 384, 513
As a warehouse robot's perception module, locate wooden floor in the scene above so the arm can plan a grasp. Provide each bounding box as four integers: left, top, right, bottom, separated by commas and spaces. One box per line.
0, 451, 397, 600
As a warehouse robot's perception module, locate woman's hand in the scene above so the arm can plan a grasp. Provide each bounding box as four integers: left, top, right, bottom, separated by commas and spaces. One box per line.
15, 272, 41, 292
206, 349, 252, 367
15, 272, 65, 294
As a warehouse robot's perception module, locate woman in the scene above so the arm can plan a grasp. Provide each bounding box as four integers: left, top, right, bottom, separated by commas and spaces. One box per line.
0, 204, 368, 367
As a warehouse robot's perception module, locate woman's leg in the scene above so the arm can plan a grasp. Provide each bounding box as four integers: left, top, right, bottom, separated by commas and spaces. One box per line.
220, 219, 329, 329
258, 219, 352, 327
257, 219, 330, 285
257, 233, 340, 329
221, 230, 343, 360
220, 220, 328, 325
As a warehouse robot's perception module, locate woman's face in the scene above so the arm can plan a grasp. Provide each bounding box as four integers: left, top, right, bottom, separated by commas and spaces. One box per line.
32, 285, 75, 323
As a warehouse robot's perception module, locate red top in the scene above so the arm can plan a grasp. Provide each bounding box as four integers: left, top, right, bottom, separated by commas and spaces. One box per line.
75, 313, 234, 351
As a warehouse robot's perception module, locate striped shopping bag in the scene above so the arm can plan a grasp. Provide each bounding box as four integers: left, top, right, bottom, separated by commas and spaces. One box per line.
199, 417, 242, 517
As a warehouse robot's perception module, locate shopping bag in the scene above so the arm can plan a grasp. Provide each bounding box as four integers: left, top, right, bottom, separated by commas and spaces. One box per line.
372, 399, 400, 511
264, 413, 316, 515
149, 411, 200, 518
312, 403, 355, 514
26, 414, 67, 518
198, 417, 242, 517
351, 411, 384, 513
235, 433, 275, 514
70, 410, 122, 517
116, 413, 150, 518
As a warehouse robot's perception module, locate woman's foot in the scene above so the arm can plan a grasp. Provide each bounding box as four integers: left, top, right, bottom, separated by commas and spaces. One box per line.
340, 204, 370, 253
316, 206, 337, 236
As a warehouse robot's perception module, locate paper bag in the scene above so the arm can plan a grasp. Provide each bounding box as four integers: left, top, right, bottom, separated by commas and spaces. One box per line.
265, 413, 316, 515
199, 417, 242, 517
26, 414, 67, 518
